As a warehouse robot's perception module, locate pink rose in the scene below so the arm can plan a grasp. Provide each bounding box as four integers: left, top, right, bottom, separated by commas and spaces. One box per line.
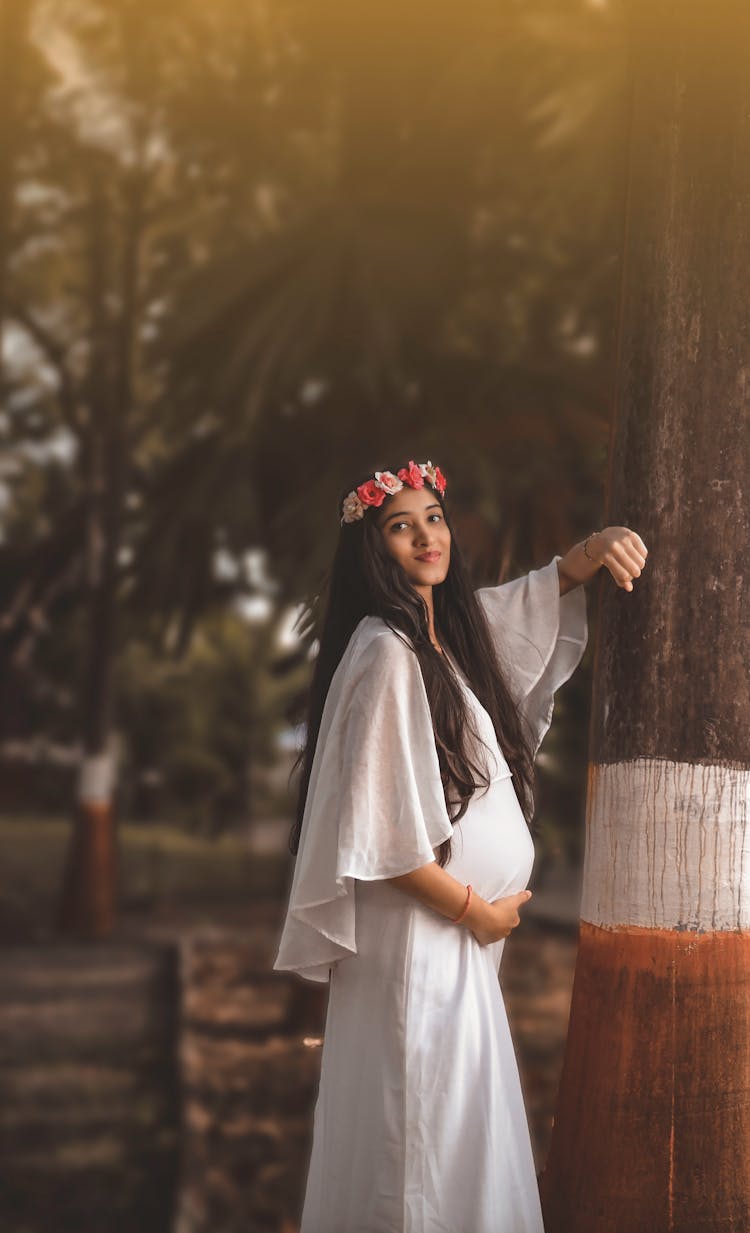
433, 466, 447, 495
357, 479, 387, 507
374, 470, 403, 494
341, 491, 365, 523
397, 459, 425, 489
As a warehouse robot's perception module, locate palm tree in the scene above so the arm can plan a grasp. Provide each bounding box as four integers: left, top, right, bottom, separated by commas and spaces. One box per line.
153, 0, 628, 609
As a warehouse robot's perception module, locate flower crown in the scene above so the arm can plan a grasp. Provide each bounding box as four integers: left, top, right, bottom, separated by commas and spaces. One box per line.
340, 458, 447, 525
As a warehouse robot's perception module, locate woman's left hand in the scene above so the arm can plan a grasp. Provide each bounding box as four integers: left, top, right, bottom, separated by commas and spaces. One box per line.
588, 526, 648, 592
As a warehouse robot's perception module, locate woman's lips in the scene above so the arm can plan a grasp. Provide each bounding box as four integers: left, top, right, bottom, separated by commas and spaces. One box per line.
415, 551, 441, 562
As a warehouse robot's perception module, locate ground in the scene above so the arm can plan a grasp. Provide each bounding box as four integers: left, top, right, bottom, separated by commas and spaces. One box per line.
0, 816, 581, 1231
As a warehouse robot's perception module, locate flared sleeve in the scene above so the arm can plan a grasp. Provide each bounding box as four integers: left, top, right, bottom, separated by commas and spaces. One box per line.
272, 620, 454, 983
475, 555, 588, 756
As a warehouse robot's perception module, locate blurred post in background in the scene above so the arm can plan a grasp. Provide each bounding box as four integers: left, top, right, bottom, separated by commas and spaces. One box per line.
542, 4, 750, 1230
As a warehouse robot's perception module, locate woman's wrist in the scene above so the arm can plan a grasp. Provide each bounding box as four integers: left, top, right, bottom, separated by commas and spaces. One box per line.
386, 862, 491, 928
458, 887, 493, 931
582, 530, 603, 562
558, 525, 648, 595
557, 533, 604, 591
444, 879, 492, 929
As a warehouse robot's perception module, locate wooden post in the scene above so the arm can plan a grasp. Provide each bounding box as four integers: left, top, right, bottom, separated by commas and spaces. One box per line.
541, 3, 750, 1230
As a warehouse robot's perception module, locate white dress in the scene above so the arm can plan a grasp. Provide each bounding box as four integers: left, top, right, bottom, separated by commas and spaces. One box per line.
273, 556, 587, 1233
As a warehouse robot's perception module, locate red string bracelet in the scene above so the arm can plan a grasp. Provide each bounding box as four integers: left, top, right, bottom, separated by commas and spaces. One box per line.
452, 884, 473, 924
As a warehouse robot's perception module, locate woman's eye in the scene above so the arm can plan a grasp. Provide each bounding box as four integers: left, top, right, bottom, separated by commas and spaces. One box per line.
391, 513, 442, 533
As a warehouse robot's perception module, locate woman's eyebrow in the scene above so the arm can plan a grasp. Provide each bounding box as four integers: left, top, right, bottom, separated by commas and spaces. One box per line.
380, 503, 441, 526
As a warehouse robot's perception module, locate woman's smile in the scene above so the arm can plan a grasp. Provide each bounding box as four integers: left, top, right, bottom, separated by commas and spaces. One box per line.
376, 485, 452, 588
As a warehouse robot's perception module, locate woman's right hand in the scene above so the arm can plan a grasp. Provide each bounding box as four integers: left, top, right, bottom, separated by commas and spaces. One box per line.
470, 889, 533, 946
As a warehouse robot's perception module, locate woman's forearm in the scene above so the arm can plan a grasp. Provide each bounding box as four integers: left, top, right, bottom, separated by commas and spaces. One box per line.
556, 536, 604, 594
557, 525, 649, 595
386, 860, 494, 931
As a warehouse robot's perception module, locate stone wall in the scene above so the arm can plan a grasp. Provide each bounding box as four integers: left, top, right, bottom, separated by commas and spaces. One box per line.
173, 924, 326, 1233
0, 923, 326, 1233
0, 913, 576, 1232
0, 943, 180, 1233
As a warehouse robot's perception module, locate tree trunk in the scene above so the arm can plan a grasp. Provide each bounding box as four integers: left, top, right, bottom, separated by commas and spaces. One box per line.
57, 167, 143, 938
540, 4, 750, 1230
0, 0, 30, 382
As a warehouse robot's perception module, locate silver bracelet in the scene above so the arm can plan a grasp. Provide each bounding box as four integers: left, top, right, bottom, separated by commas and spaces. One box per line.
583, 531, 601, 562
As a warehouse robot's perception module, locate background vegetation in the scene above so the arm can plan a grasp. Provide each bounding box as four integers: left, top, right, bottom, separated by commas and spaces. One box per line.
1, 0, 629, 923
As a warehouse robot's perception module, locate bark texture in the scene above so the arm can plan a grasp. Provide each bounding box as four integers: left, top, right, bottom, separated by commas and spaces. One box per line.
542, 3, 750, 1228
593, 1, 750, 768
543, 923, 750, 1233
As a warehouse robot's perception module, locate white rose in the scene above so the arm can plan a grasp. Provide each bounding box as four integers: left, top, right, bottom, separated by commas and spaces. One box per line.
373, 471, 404, 494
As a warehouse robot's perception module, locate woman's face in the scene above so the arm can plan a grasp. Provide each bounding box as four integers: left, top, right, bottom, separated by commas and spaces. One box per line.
376, 484, 451, 589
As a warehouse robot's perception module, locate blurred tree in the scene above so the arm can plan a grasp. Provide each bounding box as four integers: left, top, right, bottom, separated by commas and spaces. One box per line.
117, 608, 304, 835
152, 0, 628, 621
1, 0, 279, 933
1, 0, 630, 932
0, 0, 34, 373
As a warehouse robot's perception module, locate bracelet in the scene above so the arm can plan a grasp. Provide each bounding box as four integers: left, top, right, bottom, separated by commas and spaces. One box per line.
452, 883, 473, 924
583, 531, 602, 563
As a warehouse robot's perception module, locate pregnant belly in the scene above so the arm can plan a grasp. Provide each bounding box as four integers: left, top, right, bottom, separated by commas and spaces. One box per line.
443, 773, 536, 904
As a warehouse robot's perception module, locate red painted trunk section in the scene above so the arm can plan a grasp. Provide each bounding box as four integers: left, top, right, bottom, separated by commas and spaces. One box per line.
57, 801, 117, 938
541, 921, 750, 1232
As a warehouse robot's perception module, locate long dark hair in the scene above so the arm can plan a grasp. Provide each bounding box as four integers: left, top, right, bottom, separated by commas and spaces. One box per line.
288, 464, 536, 867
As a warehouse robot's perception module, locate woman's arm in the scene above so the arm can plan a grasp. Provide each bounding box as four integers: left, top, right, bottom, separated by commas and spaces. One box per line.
556, 525, 649, 596
386, 860, 532, 944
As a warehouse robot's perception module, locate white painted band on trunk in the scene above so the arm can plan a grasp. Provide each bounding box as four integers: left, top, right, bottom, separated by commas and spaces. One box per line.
580, 758, 750, 932
77, 752, 116, 804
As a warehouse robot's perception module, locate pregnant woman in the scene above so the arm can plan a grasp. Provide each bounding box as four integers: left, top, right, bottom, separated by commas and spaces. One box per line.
274, 457, 647, 1232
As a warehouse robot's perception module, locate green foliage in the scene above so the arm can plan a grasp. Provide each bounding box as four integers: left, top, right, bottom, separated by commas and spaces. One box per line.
116, 608, 300, 835
1, 0, 625, 851
0, 815, 289, 928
